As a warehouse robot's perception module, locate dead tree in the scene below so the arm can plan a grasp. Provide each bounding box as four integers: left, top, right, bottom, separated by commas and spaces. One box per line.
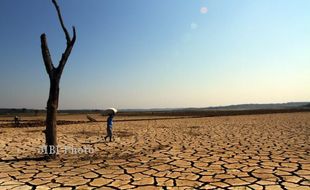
41, 0, 76, 159
86, 115, 98, 122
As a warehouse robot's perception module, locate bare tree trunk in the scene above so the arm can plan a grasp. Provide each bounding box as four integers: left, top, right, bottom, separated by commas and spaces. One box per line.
41, 0, 76, 159
45, 78, 59, 158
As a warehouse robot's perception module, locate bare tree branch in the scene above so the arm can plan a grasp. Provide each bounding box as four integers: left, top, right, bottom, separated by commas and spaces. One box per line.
57, 44, 75, 77
57, 27, 76, 76
52, 0, 71, 43
40, 33, 55, 76
51, 0, 77, 75
71, 26, 76, 45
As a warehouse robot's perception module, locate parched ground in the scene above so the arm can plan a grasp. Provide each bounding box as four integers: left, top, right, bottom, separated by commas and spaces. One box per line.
0, 113, 309, 189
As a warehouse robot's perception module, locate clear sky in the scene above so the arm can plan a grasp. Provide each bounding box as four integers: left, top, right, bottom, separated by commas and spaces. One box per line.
0, 0, 309, 109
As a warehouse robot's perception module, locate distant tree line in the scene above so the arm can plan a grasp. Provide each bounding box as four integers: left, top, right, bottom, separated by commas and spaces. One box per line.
0, 109, 104, 115
0, 109, 44, 115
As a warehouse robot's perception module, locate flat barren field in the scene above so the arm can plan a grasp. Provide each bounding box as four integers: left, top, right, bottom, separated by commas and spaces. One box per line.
0, 112, 309, 189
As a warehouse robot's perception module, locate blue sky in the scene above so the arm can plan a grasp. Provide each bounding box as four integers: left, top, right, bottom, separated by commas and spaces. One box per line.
0, 0, 309, 109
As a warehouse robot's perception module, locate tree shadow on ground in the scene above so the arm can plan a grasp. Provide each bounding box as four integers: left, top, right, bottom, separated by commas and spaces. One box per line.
0, 156, 47, 163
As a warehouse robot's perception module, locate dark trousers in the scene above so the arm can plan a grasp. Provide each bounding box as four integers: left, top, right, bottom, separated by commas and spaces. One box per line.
105, 127, 113, 141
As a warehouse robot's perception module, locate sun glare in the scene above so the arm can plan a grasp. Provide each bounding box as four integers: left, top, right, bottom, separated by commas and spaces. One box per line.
200, 6, 208, 14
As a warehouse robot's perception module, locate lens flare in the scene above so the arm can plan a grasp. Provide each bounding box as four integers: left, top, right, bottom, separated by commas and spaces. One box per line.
200, 7, 208, 14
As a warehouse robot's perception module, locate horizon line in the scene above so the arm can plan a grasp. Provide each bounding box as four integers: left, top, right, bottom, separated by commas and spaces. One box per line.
0, 101, 309, 111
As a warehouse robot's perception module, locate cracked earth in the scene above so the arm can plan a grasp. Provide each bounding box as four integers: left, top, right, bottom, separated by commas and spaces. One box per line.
0, 113, 309, 189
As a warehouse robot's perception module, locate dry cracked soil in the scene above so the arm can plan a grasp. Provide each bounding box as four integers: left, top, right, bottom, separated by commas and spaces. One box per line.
0, 112, 309, 189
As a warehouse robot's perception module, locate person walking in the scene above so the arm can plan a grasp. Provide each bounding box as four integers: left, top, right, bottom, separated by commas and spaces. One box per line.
104, 108, 117, 142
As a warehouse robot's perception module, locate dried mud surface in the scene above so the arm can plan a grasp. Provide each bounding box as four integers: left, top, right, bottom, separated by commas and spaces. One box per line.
0, 113, 309, 189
